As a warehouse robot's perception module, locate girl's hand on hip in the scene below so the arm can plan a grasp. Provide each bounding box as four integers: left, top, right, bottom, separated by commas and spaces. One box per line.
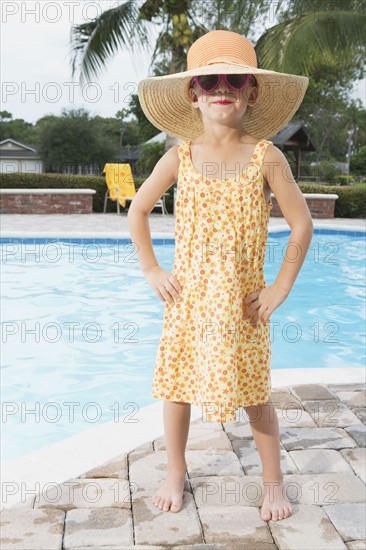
243, 284, 289, 324
144, 265, 183, 304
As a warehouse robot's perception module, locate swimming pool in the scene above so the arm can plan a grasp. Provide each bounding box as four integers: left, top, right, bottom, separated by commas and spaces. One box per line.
1, 229, 365, 461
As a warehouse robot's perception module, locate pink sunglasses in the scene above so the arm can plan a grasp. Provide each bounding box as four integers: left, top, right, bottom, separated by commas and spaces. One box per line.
191, 73, 254, 93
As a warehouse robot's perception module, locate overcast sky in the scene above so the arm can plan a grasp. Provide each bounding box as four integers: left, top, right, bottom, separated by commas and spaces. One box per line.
2, 0, 365, 124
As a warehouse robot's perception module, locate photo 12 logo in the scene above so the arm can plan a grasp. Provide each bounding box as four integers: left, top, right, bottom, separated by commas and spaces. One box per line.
1, 81, 138, 106
1, 2, 123, 24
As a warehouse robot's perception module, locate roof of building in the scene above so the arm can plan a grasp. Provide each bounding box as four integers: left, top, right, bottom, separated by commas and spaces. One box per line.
0, 138, 41, 159
269, 121, 315, 151
0, 150, 42, 159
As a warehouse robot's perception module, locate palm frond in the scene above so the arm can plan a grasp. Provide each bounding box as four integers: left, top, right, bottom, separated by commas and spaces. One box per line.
69, 0, 150, 84
256, 10, 366, 75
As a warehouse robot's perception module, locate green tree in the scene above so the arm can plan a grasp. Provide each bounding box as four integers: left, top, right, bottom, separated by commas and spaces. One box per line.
350, 145, 366, 176
135, 141, 165, 176
0, 111, 12, 122
38, 108, 118, 173
126, 95, 161, 143
0, 112, 38, 144
114, 109, 142, 146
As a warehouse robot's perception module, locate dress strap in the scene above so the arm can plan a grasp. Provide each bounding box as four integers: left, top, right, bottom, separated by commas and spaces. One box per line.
252, 139, 272, 166
177, 140, 188, 157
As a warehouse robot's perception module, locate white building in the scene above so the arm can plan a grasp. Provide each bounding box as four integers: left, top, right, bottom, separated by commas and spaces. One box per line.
0, 139, 43, 174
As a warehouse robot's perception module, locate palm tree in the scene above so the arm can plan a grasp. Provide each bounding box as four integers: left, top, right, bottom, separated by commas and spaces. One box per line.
70, 0, 273, 83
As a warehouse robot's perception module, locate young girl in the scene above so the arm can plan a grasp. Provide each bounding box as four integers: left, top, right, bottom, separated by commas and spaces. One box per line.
128, 30, 313, 521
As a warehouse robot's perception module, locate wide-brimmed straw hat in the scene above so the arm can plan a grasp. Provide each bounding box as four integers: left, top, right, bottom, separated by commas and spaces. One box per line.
138, 29, 309, 141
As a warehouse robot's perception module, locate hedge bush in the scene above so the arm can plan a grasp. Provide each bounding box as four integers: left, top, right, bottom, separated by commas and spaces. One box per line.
298, 183, 366, 218
1, 173, 365, 218
0, 172, 176, 214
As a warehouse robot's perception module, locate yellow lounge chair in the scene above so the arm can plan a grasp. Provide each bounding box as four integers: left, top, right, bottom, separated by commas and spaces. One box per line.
103, 162, 169, 215
103, 163, 136, 214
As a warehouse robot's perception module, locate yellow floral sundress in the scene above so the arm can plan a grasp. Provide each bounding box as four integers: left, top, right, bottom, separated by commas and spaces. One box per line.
151, 139, 274, 422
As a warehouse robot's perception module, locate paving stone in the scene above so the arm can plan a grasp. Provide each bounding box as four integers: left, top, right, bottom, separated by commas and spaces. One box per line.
224, 411, 300, 439
223, 421, 255, 440
0, 507, 64, 550
277, 408, 317, 428
191, 473, 365, 508
352, 408, 366, 425
133, 440, 154, 452
302, 400, 363, 428
171, 545, 230, 550
172, 545, 231, 550
4, 496, 35, 509
289, 449, 353, 474
67, 546, 166, 550
223, 409, 316, 439
186, 449, 244, 478
154, 419, 232, 451
346, 542, 366, 550
34, 478, 130, 511
340, 448, 366, 483
63, 508, 133, 548
174, 544, 278, 550
191, 475, 265, 507
133, 491, 203, 546
232, 438, 298, 475
79, 453, 128, 479
280, 427, 357, 450
280, 473, 366, 505
199, 505, 273, 545
345, 425, 366, 447
270, 388, 303, 409
290, 384, 337, 401
336, 392, 366, 408
328, 383, 366, 393
129, 450, 190, 492
269, 504, 347, 549
324, 503, 366, 542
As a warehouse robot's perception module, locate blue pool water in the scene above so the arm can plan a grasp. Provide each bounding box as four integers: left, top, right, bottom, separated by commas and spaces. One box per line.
1, 230, 365, 461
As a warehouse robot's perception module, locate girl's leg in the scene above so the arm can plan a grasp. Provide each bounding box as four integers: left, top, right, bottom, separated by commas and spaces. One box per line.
152, 400, 191, 513
243, 398, 293, 521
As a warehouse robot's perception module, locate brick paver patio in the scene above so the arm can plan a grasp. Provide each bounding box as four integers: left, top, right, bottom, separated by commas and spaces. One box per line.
1, 383, 365, 550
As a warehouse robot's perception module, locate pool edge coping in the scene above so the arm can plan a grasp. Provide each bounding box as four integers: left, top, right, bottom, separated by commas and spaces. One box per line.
1, 219, 366, 240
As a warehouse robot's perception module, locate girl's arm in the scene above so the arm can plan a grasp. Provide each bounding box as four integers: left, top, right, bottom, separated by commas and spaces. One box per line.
264, 145, 314, 296
127, 144, 179, 276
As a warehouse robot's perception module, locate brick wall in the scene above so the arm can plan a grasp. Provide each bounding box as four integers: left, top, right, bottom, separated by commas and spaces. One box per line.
0, 192, 94, 214
270, 195, 337, 219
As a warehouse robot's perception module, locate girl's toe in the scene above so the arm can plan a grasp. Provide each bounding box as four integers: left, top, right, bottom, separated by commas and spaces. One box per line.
261, 509, 271, 521
163, 499, 171, 511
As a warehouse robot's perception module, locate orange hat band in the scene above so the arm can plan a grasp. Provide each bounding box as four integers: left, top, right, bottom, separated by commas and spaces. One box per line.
196, 56, 254, 68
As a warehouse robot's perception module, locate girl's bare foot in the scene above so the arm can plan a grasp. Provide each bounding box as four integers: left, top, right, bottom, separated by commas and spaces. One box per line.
152, 466, 187, 513
261, 477, 293, 521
